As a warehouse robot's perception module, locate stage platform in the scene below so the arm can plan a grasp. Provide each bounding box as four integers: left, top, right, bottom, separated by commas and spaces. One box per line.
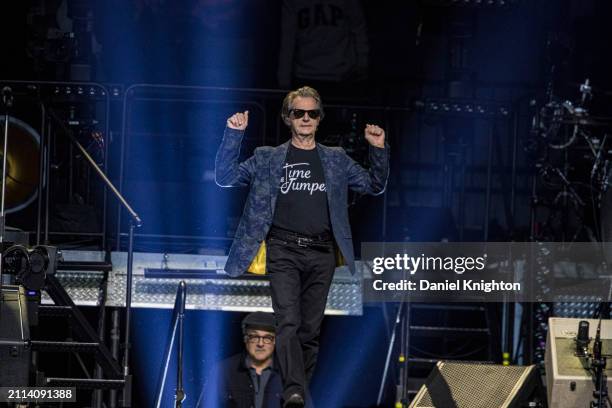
42, 250, 364, 316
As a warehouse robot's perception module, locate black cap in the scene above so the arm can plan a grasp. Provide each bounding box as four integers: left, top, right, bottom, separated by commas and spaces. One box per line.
241, 312, 276, 334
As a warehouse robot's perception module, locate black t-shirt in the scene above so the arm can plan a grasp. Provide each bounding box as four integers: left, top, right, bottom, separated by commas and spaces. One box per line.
272, 144, 330, 235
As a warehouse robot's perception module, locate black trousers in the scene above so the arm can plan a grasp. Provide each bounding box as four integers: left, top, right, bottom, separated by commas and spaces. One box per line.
266, 233, 336, 400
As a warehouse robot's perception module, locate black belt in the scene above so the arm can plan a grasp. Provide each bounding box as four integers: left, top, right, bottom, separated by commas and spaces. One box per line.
268, 227, 333, 248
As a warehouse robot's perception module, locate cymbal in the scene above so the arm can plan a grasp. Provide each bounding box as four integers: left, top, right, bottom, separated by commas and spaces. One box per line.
0, 116, 41, 214
558, 116, 612, 126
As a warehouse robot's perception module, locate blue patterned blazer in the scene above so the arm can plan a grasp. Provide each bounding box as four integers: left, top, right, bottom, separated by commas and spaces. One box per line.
215, 127, 389, 277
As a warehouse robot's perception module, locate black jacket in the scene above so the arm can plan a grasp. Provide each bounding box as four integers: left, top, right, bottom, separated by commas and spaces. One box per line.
203, 353, 283, 408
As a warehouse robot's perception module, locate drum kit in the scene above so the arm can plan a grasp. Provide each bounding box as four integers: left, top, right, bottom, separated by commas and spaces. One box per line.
529, 78, 612, 245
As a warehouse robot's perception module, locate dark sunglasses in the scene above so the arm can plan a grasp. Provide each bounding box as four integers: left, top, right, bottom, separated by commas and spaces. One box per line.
245, 334, 275, 344
289, 108, 322, 119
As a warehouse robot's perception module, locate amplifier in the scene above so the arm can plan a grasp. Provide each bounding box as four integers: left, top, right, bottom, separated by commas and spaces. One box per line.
545, 317, 612, 408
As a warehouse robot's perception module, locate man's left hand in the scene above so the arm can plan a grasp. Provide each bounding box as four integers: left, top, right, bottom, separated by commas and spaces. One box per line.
364, 124, 385, 148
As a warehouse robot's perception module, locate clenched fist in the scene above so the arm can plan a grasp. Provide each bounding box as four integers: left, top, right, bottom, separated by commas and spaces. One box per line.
227, 111, 249, 130
364, 124, 385, 148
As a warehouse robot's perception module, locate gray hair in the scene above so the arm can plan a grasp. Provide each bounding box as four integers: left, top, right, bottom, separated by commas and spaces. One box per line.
281, 86, 325, 124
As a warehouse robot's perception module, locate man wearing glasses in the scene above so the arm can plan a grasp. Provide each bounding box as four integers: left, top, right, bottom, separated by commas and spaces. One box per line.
199, 312, 283, 408
216, 86, 389, 407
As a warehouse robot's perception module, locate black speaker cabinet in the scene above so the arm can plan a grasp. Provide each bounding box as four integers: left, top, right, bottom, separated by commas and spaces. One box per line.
410, 361, 544, 408
0, 285, 31, 386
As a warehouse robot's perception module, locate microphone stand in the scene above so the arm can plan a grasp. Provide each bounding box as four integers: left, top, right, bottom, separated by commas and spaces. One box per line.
154, 281, 187, 408
590, 263, 612, 408
591, 320, 608, 408
175, 281, 187, 408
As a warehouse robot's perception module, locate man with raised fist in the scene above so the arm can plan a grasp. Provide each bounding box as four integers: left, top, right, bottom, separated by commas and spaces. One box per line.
215, 86, 389, 408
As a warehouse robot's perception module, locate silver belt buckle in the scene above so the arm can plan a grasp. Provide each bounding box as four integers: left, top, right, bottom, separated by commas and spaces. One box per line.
297, 237, 311, 247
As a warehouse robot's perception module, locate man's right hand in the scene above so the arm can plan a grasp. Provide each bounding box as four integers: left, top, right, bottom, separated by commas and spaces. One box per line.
227, 111, 249, 130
